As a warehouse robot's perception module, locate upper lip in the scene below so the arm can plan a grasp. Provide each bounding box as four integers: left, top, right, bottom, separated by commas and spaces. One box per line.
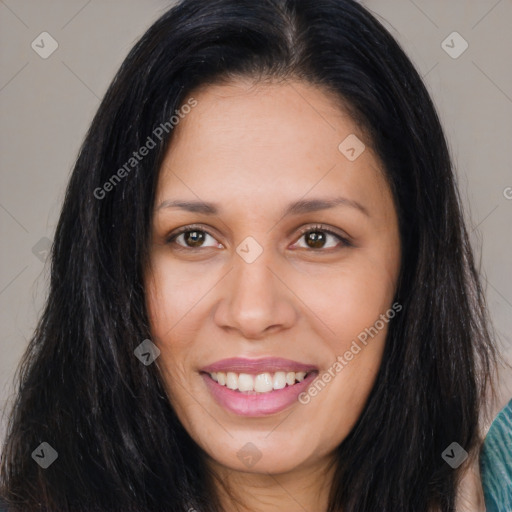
200, 357, 317, 374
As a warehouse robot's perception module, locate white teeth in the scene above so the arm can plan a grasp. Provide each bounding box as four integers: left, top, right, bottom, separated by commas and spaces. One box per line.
238, 373, 254, 392
254, 373, 273, 393
272, 371, 286, 390
295, 371, 306, 382
208, 370, 311, 393
226, 372, 238, 390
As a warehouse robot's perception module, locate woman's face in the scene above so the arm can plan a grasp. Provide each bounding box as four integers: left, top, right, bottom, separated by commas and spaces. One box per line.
145, 80, 401, 476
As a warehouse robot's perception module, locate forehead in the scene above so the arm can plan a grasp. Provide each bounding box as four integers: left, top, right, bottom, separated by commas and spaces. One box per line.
156, 80, 390, 219
165, 79, 363, 165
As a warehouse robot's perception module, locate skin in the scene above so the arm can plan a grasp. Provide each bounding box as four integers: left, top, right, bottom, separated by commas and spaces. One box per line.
145, 79, 401, 511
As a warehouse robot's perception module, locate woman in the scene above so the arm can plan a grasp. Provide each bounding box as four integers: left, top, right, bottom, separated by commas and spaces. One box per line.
0, 0, 499, 510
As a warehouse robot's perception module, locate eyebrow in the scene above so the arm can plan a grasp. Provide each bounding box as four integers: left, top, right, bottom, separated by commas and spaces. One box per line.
156, 196, 369, 217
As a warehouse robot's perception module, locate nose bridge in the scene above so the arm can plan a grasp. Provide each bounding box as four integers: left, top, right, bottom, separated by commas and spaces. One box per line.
215, 238, 296, 338
231, 241, 277, 312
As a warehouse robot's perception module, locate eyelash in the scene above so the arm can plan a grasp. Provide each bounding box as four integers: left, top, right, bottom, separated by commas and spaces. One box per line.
166, 223, 352, 252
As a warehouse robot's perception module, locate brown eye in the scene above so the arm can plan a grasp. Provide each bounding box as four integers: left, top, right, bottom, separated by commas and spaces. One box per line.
293, 225, 351, 251
182, 230, 206, 247
304, 231, 327, 249
167, 226, 221, 249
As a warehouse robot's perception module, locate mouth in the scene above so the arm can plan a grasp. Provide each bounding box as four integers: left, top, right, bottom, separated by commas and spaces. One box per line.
200, 358, 319, 417
206, 370, 314, 393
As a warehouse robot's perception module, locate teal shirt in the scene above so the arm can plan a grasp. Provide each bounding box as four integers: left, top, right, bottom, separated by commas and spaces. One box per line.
480, 398, 512, 512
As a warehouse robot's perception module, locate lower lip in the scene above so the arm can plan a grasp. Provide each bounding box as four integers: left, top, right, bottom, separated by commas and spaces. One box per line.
201, 372, 318, 417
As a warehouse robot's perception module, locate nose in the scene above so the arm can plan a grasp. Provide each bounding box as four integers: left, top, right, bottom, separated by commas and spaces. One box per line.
213, 246, 297, 340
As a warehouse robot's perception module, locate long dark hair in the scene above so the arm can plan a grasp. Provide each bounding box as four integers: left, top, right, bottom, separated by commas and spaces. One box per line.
0, 0, 497, 510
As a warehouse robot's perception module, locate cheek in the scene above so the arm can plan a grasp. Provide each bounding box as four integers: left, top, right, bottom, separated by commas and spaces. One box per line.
291, 250, 398, 446
144, 262, 205, 389
298, 324, 389, 455
292, 251, 398, 350
145, 257, 217, 341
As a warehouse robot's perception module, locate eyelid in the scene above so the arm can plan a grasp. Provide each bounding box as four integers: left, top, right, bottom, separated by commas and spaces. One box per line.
293, 224, 353, 248
165, 223, 221, 247
166, 223, 353, 250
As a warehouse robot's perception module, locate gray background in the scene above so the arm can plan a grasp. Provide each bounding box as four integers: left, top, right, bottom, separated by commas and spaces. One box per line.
1, 0, 511, 442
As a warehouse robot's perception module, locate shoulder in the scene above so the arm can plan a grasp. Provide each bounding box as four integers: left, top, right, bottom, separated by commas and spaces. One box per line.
480, 398, 512, 512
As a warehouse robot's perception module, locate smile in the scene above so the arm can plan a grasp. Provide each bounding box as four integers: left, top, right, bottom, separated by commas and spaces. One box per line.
200, 358, 319, 416
208, 370, 311, 393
